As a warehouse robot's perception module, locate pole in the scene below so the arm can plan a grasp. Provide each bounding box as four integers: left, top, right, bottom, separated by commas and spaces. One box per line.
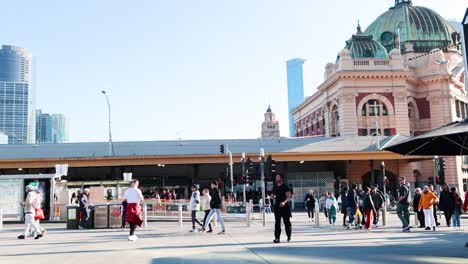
143, 202, 148, 228
0, 207, 3, 231
227, 145, 234, 195
260, 148, 266, 227
242, 152, 246, 204
101, 91, 114, 156
178, 204, 183, 228
381, 161, 387, 226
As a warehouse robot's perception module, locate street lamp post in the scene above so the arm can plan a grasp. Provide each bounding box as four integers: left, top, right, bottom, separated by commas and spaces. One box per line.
101, 91, 114, 156
260, 148, 266, 227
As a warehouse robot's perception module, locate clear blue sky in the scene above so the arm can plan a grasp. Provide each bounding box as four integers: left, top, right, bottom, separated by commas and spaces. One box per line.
1, 0, 465, 142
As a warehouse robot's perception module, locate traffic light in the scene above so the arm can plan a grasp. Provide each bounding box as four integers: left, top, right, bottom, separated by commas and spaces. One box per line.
219, 144, 225, 154
436, 158, 446, 185
265, 155, 277, 181
245, 157, 252, 184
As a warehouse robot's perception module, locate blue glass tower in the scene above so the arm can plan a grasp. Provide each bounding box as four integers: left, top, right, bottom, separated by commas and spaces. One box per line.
287, 58, 305, 137
0, 45, 35, 144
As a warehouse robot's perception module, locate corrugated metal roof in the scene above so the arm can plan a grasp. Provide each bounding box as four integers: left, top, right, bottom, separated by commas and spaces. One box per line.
0, 135, 407, 160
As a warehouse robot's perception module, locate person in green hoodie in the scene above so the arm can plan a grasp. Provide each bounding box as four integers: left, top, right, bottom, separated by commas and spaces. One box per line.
325, 192, 339, 225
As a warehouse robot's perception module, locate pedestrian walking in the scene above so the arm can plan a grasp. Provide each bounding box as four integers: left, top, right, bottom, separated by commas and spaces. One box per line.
340, 187, 349, 226
78, 188, 90, 229
397, 177, 411, 232
189, 184, 202, 232
202, 181, 225, 234
123, 179, 144, 241
412, 188, 425, 228
272, 174, 292, 243
450, 187, 462, 230
320, 193, 328, 218
439, 184, 454, 227
18, 185, 43, 240
346, 184, 359, 230
419, 185, 438, 231
33, 188, 46, 236
371, 185, 384, 228
363, 187, 376, 231
201, 188, 213, 233
304, 190, 315, 222
325, 192, 338, 225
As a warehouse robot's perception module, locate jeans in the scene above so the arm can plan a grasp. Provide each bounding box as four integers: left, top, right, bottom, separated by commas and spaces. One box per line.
452, 208, 461, 227
307, 206, 314, 219
347, 207, 356, 224
23, 213, 42, 237
423, 208, 436, 228
396, 203, 410, 228
274, 208, 291, 240
373, 210, 380, 225
191, 210, 202, 230
204, 208, 225, 231
80, 208, 89, 228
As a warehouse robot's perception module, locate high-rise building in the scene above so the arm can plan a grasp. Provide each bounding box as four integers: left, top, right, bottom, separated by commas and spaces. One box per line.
36, 110, 69, 144
261, 106, 280, 139
286, 58, 305, 137
0, 45, 35, 144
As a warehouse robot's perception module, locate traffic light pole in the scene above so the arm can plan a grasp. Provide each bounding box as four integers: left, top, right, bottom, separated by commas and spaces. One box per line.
242, 152, 246, 203
227, 145, 234, 196
260, 148, 266, 227
381, 161, 387, 226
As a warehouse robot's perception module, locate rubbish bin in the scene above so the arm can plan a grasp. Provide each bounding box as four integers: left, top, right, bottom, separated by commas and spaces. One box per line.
66, 205, 79, 229
109, 203, 123, 228
94, 204, 109, 228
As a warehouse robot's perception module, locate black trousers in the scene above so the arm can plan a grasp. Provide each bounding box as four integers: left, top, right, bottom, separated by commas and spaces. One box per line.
433, 205, 439, 224
307, 206, 314, 219
274, 208, 291, 240
417, 210, 425, 227
191, 211, 202, 229
202, 210, 212, 231
129, 223, 136, 236
443, 209, 453, 226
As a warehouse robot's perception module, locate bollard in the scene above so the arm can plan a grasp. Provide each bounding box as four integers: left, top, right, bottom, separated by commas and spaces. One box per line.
382, 203, 387, 226
143, 202, 148, 228
414, 211, 419, 226
0, 208, 3, 232
246, 201, 251, 227
178, 204, 183, 228
315, 206, 319, 227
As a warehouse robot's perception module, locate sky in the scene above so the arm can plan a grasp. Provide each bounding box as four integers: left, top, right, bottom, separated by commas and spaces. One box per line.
0, 0, 466, 142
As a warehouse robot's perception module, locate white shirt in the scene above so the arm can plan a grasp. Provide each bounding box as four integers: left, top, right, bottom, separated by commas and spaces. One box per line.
189, 190, 200, 211
124, 188, 143, 203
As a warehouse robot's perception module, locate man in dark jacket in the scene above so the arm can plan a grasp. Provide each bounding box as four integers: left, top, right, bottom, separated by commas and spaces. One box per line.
412, 188, 424, 228
346, 184, 359, 229
304, 190, 315, 222
371, 185, 385, 227
202, 181, 225, 234
340, 187, 349, 226
272, 174, 292, 243
397, 177, 411, 232
439, 184, 454, 227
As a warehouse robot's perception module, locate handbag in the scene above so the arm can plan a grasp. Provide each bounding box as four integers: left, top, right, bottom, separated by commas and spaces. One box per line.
34, 208, 45, 221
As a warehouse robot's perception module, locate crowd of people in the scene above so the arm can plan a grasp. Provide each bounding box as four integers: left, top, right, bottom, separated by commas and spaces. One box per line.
16, 174, 468, 243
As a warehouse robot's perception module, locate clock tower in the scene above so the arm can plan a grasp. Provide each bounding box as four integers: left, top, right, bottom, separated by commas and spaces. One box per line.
261, 106, 281, 138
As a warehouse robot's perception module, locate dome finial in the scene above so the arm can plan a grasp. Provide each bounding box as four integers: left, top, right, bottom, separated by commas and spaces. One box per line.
356, 20, 363, 36
395, 0, 412, 6
267, 105, 272, 113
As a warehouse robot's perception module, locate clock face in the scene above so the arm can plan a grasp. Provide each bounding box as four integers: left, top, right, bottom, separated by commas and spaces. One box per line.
381, 32, 394, 46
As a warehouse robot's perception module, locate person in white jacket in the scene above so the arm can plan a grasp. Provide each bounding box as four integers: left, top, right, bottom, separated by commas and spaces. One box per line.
201, 188, 213, 232
18, 185, 43, 240
189, 184, 202, 232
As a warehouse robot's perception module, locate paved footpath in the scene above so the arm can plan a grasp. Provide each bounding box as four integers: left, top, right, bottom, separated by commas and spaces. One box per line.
0, 213, 467, 264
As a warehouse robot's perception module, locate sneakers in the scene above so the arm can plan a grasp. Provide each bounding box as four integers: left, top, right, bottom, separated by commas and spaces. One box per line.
189, 229, 198, 233
128, 235, 138, 241
78, 226, 84, 230
287, 237, 291, 242
273, 239, 280, 243
433, 227, 436, 231
402, 226, 411, 232
17, 235, 25, 239
34, 234, 44, 240
218, 230, 226, 235
425, 227, 431, 231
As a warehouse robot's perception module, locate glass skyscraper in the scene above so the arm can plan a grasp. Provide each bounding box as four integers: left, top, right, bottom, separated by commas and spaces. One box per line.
0, 45, 35, 144
287, 58, 305, 137
36, 110, 69, 143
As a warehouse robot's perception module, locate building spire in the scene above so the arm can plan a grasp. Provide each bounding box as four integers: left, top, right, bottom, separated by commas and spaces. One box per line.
395, 0, 412, 6
356, 20, 364, 36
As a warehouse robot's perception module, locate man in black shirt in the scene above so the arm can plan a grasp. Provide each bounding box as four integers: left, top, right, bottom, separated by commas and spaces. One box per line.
397, 177, 411, 232
271, 174, 292, 243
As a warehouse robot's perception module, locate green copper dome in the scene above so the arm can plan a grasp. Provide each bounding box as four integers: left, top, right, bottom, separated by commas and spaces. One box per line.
344, 24, 389, 59
365, 0, 459, 53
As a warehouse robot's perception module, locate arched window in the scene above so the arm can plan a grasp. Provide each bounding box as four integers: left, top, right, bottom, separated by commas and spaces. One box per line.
362, 100, 388, 116
330, 105, 340, 137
